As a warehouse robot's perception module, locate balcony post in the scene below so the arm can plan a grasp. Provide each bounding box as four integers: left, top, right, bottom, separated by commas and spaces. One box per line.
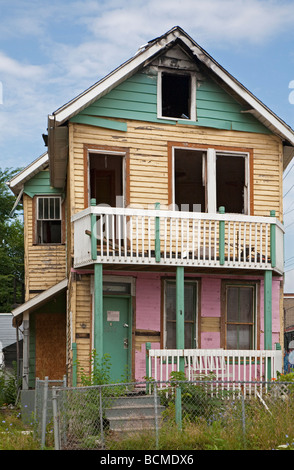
270, 210, 276, 268
94, 263, 103, 366
155, 202, 160, 262
90, 198, 97, 261
219, 206, 225, 265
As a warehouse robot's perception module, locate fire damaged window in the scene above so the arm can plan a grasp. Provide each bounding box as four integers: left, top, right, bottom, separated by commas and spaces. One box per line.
36, 196, 62, 244
160, 72, 193, 119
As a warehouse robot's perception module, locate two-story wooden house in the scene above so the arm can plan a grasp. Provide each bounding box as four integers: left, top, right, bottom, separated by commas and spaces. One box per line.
8, 27, 294, 396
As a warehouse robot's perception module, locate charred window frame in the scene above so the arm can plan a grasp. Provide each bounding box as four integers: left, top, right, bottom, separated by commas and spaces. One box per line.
36, 196, 62, 244
158, 71, 196, 121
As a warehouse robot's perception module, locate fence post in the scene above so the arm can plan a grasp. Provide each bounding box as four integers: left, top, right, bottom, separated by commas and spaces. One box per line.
145, 342, 151, 394
154, 382, 159, 449
41, 376, 49, 448
52, 388, 60, 450
99, 385, 105, 449
175, 384, 182, 430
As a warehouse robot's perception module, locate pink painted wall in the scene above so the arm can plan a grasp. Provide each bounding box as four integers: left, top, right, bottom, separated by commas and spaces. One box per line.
114, 271, 283, 381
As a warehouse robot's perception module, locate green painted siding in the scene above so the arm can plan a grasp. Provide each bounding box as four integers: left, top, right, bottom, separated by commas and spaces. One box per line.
71, 69, 270, 134
24, 170, 61, 198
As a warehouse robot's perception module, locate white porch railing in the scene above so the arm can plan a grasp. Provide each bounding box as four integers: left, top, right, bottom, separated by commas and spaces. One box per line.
72, 205, 284, 273
146, 348, 283, 397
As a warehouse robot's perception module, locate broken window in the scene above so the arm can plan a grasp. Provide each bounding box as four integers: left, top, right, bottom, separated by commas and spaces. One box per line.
36, 196, 62, 244
216, 154, 246, 214
172, 147, 249, 214
174, 148, 206, 212
161, 72, 191, 119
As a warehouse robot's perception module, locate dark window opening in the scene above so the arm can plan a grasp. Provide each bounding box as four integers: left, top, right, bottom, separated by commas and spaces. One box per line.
162, 72, 191, 119
174, 149, 206, 212
89, 153, 123, 207
216, 155, 245, 213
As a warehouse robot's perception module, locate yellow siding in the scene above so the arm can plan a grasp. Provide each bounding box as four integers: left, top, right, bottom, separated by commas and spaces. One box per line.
23, 193, 67, 300
69, 120, 283, 220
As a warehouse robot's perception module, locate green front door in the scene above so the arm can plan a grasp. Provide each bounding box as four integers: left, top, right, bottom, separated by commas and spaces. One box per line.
103, 296, 131, 383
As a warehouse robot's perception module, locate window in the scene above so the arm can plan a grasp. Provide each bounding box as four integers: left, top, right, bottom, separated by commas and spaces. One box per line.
225, 285, 256, 349
158, 71, 196, 121
172, 147, 249, 214
36, 196, 62, 244
164, 280, 198, 349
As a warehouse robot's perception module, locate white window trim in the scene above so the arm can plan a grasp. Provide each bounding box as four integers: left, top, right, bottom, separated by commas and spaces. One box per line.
87, 149, 127, 208
172, 147, 250, 214
157, 70, 196, 122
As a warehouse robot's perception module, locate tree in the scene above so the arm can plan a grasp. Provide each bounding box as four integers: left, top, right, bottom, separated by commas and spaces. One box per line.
0, 168, 24, 312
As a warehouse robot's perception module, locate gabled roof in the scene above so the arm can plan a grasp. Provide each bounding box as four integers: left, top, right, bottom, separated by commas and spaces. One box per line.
11, 278, 68, 325
48, 26, 294, 187
7, 152, 49, 196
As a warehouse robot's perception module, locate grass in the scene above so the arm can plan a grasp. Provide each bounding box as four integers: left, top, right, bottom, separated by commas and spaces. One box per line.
105, 393, 294, 451
0, 406, 43, 450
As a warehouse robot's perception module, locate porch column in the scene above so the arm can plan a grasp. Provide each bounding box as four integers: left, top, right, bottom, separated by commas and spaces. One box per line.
264, 270, 272, 380
176, 266, 185, 372
94, 263, 103, 364
264, 270, 272, 350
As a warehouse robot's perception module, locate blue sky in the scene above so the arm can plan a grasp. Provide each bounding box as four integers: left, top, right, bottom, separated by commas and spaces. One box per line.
1, 0, 294, 289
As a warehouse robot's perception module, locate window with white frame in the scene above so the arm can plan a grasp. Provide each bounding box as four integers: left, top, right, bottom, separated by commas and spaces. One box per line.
173, 147, 249, 214
36, 196, 62, 244
164, 280, 198, 349
158, 71, 196, 121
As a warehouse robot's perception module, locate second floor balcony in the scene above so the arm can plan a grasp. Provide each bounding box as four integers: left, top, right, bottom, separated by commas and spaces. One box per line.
72, 203, 284, 274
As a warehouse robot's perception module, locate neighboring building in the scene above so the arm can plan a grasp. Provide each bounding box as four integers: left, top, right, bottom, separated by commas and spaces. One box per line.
7, 27, 294, 397
0, 313, 22, 371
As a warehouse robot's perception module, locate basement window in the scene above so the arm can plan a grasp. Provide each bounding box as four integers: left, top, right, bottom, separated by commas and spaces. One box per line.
36, 196, 62, 244
159, 72, 195, 120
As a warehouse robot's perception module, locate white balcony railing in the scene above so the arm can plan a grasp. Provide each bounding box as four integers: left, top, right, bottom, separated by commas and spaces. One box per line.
72, 205, 284, 273
146, 348, 283, 397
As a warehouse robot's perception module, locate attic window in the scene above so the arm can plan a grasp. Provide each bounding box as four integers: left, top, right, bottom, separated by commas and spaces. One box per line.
159, 71, 195, 120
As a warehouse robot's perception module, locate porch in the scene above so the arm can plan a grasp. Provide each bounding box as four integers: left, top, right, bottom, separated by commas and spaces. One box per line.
72, 203, 284, 274
145, 346, 283, 396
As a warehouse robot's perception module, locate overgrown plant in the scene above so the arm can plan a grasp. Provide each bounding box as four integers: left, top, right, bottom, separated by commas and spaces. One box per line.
0, 363, 21, 406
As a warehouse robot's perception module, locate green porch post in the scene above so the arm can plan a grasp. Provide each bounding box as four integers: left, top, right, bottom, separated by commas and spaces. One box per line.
176, 266, 185, 368
264, 269, 272, 380
94, 263, 103, 366
176, 266, 184, 429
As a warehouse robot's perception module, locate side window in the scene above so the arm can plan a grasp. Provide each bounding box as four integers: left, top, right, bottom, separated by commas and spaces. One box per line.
36, 196, 62, 244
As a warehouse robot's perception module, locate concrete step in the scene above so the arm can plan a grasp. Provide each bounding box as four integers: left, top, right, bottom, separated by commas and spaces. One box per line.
105, 394, 165, 433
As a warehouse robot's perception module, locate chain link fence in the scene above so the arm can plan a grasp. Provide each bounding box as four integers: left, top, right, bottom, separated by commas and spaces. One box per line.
43, 379, 294, 450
